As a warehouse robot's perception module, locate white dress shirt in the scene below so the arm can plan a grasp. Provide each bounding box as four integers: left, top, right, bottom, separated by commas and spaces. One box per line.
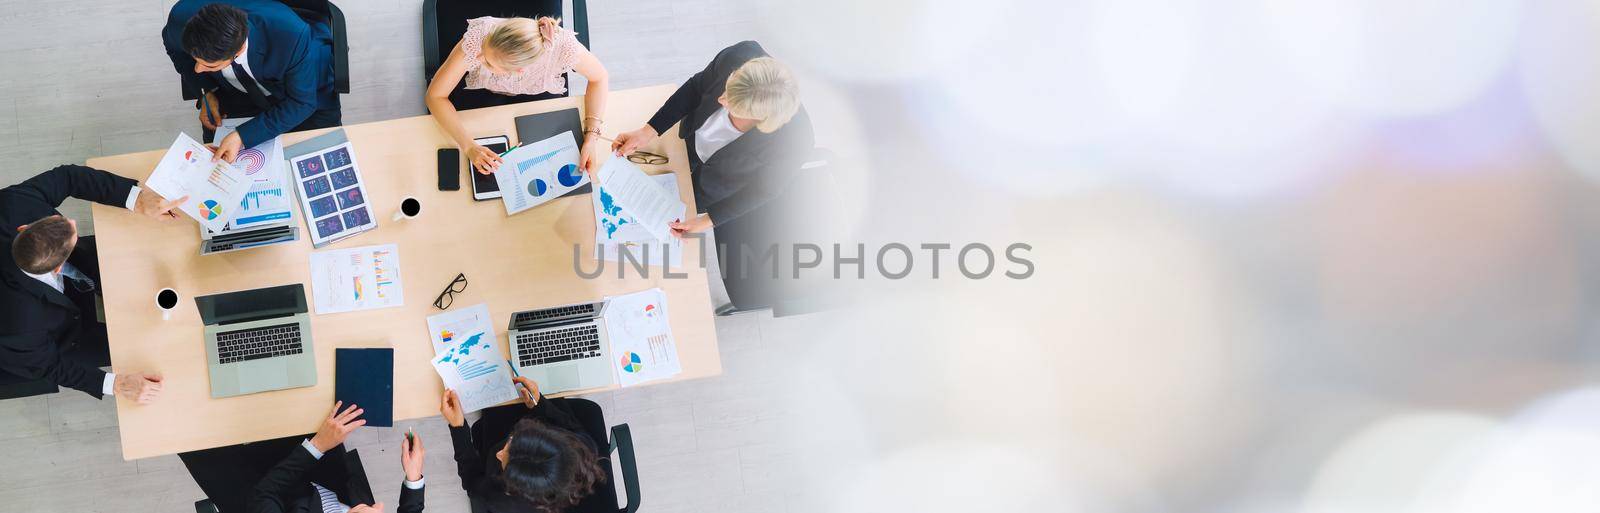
300, 439, 425, 512
24, 187, 143, 396
219, 41, 271, 97
694, 107, 746, 162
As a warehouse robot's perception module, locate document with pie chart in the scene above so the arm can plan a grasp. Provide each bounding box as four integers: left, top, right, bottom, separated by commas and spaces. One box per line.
145, 132, 255, 233
493, 131, 586, 216
602, 287, 681, 387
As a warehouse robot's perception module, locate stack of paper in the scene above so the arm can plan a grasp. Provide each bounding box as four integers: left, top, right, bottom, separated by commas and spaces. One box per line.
593, 172, 683, 267
603, 288, 682, 387
594, 156, 687, 243
426, 303, 519, 413
494, 131, 587, 216
145, 133, 256, 233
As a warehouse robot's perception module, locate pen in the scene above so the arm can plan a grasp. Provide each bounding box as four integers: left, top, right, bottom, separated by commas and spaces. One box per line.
497, 143, 521, 158
506, 359, 530, 395
200, 88, 216, 128
406, 426, 414, 444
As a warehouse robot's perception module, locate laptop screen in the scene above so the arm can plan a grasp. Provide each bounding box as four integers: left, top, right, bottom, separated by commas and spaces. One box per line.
195, 283, 308, 325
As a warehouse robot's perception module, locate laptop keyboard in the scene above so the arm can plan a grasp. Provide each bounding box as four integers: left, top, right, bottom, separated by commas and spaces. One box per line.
517, 325, 601, 367
217, 323, 304, 364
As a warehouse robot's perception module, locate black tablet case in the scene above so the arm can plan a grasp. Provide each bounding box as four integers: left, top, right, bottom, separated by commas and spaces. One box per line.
334, 348, 394, 427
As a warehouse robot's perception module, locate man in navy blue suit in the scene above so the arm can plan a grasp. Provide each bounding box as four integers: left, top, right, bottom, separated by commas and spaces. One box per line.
162, 0, 341, 163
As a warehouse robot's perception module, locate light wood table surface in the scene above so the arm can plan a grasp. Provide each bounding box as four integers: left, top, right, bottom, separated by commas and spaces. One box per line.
87, 84, 721, 460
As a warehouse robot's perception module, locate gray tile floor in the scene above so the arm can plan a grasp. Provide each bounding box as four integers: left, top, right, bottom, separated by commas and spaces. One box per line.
0, 1, 804, 511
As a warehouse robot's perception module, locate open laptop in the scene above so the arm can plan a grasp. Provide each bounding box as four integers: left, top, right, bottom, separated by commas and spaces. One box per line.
195, 284, 317, 398
508, 300, 614, 394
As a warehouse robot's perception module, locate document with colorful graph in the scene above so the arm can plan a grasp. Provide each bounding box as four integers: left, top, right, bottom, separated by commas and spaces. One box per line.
145, 132, 255, 233
493, 131, 586, 216
425, 303, 494, 355
593, 173, 683, 268
308, 244, 405, 315
222, 136, 292, 231
430, 323, 519, 413
284, 130, 378, 247
594, 155, 686, 243
602, 287, 681, 387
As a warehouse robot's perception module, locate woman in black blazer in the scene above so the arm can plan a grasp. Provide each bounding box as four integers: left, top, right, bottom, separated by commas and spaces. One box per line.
610, 40, 814, 237
440, 377, 606, 512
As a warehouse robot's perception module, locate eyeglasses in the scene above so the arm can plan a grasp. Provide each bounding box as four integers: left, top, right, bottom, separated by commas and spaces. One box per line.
433, 273, 468, 310
627, 151, 668, 165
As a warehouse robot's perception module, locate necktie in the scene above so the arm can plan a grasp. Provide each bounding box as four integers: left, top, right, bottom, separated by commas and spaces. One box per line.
313, 482, 348, 513
58, 262, 95, 293
231, 62, 271, 110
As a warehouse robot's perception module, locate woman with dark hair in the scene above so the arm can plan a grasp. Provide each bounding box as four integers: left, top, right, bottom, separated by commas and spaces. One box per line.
440, 376, 607, 511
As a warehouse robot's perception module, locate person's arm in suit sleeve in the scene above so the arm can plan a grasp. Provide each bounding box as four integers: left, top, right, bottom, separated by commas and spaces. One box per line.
397, 480, 425, 513
700, 118, 814, 225
0, 330, 108, 398
9, 165, 137, 211
246, 441, 322, 513
645, 44, 743, 135
235, 25, 322, 149
449, 424, 488, 495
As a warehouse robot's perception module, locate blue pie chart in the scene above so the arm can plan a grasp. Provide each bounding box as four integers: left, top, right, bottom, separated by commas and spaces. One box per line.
556, 164, 583, 187
529, 178, 548, 197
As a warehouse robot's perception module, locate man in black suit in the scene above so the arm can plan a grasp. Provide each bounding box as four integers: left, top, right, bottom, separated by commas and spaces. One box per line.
249, 402, 426, 513
610, 40, 814, 237
0, 165, 187, 402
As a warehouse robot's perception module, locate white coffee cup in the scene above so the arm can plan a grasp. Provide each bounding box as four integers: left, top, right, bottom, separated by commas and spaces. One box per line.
393, 196, 421, 221
156, 288, 179, 321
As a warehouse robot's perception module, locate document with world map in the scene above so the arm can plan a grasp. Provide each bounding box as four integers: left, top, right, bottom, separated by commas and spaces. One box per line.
592, 172, 683, 268
427, 303, 518, 413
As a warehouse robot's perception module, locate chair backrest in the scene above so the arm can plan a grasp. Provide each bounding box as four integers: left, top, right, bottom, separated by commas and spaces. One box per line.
468, 399, 637, 513
278, 0, 349, 94
422, 0, 589, 82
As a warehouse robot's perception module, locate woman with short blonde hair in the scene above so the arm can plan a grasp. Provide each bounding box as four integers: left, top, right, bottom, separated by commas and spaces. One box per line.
427, 16, 611, 174
612, 42, 814, 239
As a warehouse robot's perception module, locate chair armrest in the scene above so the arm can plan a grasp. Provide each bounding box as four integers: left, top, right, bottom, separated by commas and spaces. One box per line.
422, 0, 441, 81
609, 424, 640, 513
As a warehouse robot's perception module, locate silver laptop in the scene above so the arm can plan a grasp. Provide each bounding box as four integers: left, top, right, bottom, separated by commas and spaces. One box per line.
195, 284, 317, 398
509, 300, 614, 394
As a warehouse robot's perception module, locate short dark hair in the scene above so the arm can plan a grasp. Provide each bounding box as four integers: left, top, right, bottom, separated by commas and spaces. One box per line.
182, 3, 250, 62
501, 418, 605, 511
12, 216, 75, 274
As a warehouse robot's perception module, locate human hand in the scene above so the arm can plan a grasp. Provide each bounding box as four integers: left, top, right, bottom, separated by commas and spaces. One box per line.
469, 144, 502, 174
310, 401, 366, 453
208, 132, 243, 163
440, 389, 465, 427
348, 502, 385, 513
513, 376, 541, 409
114, 372, 164, 404
611, 125, 658, 158
579, 137, 608, 175
133, 188, 186, 220
199, 91, 222, 130
669, 214, 713, 239
401, 433, 425, 482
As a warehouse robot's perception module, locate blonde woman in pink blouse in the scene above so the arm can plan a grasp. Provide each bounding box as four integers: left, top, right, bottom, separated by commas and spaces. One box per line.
426, 16, 610, 174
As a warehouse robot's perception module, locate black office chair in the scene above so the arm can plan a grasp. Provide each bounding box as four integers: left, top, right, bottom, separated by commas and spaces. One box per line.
421, 0, 591, 110
183, 434, 374, 513
278, 0, 350, 94
467, 398, 640, 513
717, 147, 853, 318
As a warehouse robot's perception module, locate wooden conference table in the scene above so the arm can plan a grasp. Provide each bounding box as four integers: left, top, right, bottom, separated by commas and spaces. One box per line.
87, 84, 721, 460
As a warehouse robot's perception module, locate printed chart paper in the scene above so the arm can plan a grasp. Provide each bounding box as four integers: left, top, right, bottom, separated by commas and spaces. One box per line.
224, 135, 291, 231
494, 131, 586, 216
594, 155, 686, 243
593, 173, 682, 267
145, 133, 255, 232
289, 141, 377, 245
308, 244, 405, 315
603, 288, 681, 387
426, 303, 495, 355
430, 330, 519, 413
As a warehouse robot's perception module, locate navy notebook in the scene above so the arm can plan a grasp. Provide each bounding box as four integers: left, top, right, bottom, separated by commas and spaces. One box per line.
334, 348, 394, 427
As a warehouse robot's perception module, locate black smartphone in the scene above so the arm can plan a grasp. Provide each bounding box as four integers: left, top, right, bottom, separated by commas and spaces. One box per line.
437, 148, 460, 191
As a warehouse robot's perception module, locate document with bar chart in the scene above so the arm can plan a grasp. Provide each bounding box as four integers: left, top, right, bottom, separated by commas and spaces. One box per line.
224, 136, 291, 231
430, 326, 519, 413
307, 243, 406, 315
145, 132, 255, 232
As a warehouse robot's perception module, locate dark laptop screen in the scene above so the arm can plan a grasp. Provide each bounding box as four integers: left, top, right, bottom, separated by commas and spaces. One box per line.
195, 283, 308, 325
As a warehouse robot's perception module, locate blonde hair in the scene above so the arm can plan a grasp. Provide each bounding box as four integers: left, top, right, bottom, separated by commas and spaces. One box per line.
483, 17, 559, 70
723, 57, 800, 133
